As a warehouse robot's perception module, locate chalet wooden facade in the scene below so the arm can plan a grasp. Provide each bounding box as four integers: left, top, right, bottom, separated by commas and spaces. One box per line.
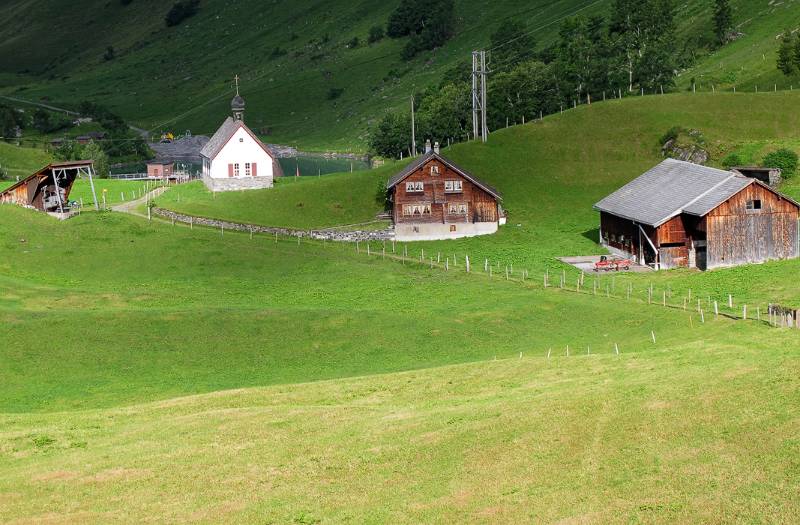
0, 161, 98, 217
387, 142, 503, 241
594, 159, 800, 270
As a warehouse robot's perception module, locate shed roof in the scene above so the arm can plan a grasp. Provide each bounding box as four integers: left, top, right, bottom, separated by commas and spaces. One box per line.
386, 151, 502, 200
593, 158, 776, 226
0, 160, 94, 196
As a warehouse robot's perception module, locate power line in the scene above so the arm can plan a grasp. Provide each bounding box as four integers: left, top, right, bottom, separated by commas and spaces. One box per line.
488, 0, 606, 53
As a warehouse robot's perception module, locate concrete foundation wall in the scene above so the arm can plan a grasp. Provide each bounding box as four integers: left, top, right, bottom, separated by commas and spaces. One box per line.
394, 221, 497, 241
203, 175, 273, 192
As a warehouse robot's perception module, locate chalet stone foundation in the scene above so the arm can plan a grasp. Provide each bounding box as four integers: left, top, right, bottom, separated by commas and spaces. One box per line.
394, 222, 498, 241
203, 175, 273, 192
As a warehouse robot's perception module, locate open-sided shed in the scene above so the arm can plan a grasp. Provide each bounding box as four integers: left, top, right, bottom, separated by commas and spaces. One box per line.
0, 161, 98, 216
594, 159, 800, 270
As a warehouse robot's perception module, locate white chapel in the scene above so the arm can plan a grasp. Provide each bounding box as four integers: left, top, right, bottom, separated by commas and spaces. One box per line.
200, 80, 284, 191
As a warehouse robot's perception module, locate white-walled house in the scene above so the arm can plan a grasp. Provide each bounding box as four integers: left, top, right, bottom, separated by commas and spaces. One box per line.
201, 92, 284, 191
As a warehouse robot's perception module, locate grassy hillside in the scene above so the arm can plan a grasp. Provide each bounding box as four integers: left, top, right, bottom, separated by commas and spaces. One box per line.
682, 0, 800, 91
0, 142, 52, 179
158, 169, 396, 229
4, 1, 795, 150
159, 92, 800, 307
0, 0, 609, 150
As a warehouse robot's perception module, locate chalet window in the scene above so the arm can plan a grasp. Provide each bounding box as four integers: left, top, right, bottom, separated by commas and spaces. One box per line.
746, 199, 762, 211
245, 163, 251, 177
234, 163, 240, 177
239, 138, 244, 143
402, 203, 431, 216
444, 180, 463, 193
405, 181, 424, 193
448, 202, 467, 215
430, 165, 440, 175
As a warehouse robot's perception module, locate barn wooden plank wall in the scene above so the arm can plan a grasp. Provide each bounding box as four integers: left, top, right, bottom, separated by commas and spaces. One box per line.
706, 184, 799, 268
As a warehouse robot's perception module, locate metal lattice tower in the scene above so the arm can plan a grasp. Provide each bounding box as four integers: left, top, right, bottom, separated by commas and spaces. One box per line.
472, 50, 489, 142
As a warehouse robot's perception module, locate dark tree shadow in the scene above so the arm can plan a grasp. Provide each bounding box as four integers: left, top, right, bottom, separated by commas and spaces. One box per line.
581, 228, 600, 245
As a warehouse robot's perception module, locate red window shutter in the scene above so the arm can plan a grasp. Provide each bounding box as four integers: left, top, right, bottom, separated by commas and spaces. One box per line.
228, 163, 234, 177
252, 162, 258, 177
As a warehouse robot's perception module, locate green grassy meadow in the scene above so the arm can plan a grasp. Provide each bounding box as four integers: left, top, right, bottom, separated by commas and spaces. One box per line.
0, 202, 798, 522
0, 205, 729, 413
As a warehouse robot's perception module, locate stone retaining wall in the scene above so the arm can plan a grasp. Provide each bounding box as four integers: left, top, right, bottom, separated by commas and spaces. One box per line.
202, 175, 274, 192
152, 207, 394, 242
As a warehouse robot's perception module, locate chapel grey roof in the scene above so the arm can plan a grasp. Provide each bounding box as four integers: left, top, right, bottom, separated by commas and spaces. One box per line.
594, 158, 758, 226
231, 95, 245, 109
386, 151, 502, 200
200, 117, 238, 159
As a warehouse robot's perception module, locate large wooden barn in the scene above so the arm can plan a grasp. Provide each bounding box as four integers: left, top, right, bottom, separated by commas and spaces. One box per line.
387, 141, 503, 241
594, 159, 800, 270
0, 161, 97, 217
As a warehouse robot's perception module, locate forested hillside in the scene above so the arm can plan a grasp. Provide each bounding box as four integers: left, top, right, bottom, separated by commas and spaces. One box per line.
1, 0, 800, 150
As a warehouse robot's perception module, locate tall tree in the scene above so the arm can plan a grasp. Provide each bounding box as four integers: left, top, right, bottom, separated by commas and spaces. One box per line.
556, 16, 612, 99
713, 0, 733, 46
778, 31, 795, 75
490, 20, 536, 69
609, 0, 677, 92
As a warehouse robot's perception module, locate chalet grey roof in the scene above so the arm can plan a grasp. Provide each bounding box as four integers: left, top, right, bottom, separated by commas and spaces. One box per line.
594, 158, 758, 226
386, 151, 502, 200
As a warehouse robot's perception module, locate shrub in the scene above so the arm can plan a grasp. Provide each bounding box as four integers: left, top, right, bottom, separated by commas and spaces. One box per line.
721, 152, 742, 169
0, 164, 9, 180
326, 87, 344, 100
387, 0, 455, 60
347, 36, 360, 49
659, 126, 682, 145
269, 47, 287, 60
762, 148, 798, 176
165, 0, 200, 27
368, 26, 384, 44
103, 45, 115, 61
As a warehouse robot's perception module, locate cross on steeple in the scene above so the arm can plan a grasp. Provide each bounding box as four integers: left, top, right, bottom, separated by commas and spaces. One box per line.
234, 75, 240, 96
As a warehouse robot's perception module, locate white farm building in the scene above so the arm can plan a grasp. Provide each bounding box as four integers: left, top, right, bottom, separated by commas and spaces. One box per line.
201, 90, 284, 192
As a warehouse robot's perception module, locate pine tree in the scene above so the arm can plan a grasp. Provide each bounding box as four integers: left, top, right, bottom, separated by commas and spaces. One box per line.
778, 31, 795, 75
713, 0, 733, 46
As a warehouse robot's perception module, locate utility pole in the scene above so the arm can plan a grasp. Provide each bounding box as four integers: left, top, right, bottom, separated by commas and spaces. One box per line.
410, 94, 416, 156
472, 50, 489, 142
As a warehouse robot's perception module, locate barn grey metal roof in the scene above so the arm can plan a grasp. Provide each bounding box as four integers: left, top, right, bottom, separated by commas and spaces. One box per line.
594, 158, 759, 226
386, 151, 502, 200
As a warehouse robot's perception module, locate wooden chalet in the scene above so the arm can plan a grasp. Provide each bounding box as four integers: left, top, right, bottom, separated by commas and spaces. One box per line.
387, 141, 503, 241
0, 161, 98, 217
594, 158, 800, 270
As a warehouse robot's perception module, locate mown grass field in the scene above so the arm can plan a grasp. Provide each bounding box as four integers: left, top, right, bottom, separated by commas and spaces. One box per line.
159, 92, 800, 308
0, 202, 798, 522
2, 336, 798, 523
